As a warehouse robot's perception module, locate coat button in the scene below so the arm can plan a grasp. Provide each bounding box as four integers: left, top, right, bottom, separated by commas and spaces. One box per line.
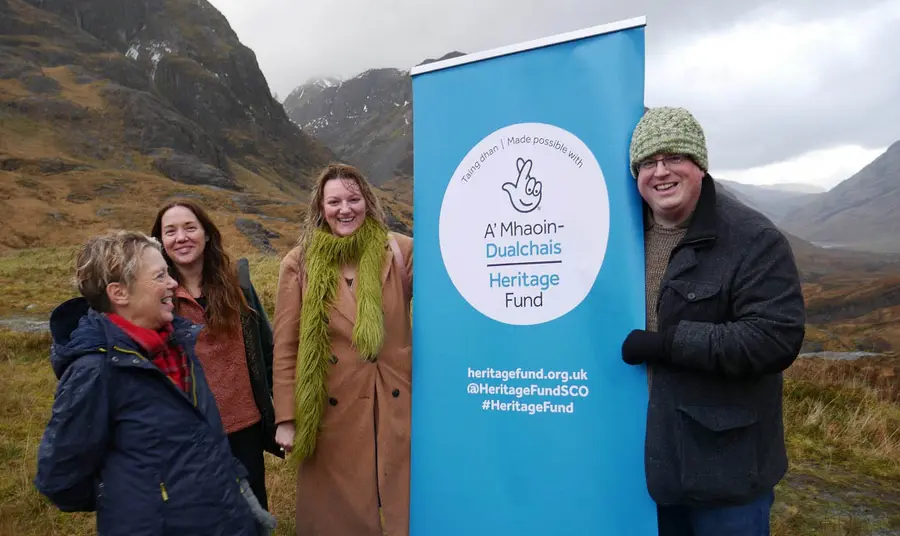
392, 389, 400, 398
687, 292, 696, 300
329, 397, 338, 406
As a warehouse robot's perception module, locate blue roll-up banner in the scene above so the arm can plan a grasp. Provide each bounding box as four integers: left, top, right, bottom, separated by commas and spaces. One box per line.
410, 17, 655, 535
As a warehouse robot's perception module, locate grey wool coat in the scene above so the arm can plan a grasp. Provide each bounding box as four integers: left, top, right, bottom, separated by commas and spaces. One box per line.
645, 174, 806, 508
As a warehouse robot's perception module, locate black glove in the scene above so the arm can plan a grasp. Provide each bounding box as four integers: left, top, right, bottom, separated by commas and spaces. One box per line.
621, 328, 674, 366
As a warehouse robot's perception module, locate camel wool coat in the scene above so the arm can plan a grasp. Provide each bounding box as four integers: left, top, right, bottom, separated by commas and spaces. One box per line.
272, 232, 413, 536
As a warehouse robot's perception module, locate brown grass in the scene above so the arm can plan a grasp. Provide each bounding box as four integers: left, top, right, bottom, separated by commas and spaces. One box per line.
0, 112, 64, 158
769, 355, 900, 535
379, 175, 414, 206
0, 246, 79, 316
229, 159, 306, 201
4, 229, 890, 532
0, 168, 313, 255
0, 78, 32, 99
40, 66, 108, 110
783, 374, 900, 478
1, 317, 898, 535
787, 355, 899, 404
0, 236, 290, 317
802, 315, 900, 354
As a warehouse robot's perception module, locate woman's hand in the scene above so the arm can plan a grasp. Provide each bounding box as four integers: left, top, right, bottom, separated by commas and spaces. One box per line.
275, 422, 295, 453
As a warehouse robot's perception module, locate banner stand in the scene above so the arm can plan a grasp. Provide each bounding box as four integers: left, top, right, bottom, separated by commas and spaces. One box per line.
410, 17, 657, 535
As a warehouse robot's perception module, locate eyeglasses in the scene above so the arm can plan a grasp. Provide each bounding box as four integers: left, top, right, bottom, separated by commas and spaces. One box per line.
638, 154, 688, 171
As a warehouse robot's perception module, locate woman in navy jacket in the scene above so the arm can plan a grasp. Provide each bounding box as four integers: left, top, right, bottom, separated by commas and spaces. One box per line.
33, 230, 275, 535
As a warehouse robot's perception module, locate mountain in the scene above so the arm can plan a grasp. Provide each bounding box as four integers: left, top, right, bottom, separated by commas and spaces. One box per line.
714, 181, 899, 281
780, 141, 900, 254
716, 179, 822, 223
716, 178, 900, 352
5, 0, 334, 187
0, 0, 412, 251
763, 183, 826, 194
284, 54, 898, 262
282, 51, 465, 190
283, 68, 412, 188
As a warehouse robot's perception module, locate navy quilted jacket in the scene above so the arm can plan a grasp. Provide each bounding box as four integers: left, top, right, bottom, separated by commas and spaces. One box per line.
34, 297, 259, 535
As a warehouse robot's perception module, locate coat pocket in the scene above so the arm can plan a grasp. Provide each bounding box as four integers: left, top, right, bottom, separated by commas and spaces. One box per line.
662, 280, 722, 323
676, 404, 759, 501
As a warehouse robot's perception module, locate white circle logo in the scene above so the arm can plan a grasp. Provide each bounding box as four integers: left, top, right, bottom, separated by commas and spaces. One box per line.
439, 122, 610, 326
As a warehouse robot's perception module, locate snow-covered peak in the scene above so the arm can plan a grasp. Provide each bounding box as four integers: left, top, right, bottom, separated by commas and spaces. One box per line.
316, 77, 342, 89
299, 76, 343, 90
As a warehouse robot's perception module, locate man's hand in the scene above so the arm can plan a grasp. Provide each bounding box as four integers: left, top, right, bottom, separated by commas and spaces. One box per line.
621, 329, 671, 366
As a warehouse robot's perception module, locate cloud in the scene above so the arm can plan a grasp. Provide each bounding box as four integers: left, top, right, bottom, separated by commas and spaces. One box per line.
205, 0, 898, 189
208, 0, 882, 97
649, 0, 900, 172
714, 144, 888, 191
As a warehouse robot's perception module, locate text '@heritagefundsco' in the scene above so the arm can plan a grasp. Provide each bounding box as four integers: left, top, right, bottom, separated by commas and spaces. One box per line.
467, 366, 590, 415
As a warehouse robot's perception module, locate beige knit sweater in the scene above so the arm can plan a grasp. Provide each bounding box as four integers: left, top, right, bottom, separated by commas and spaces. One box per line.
644, 223, 687, 332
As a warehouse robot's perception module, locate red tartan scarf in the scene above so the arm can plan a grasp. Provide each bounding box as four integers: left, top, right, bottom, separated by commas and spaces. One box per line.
107, 314, 191, 394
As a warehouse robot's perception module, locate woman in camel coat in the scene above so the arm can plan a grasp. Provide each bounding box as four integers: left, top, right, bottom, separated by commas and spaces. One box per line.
271, 163, 413, 536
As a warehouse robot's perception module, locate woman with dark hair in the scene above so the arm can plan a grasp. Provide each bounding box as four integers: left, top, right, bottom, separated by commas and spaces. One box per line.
151, 200, 280, 510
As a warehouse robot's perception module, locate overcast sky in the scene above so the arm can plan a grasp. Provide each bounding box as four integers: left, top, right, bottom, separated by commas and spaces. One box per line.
207, 0, 899, 191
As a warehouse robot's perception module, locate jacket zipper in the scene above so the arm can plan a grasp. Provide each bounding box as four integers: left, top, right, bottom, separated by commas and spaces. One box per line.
110, 345, 200, 508
112, 346, 199, 409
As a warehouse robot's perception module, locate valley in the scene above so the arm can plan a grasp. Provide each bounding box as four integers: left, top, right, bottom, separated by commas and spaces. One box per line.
0, 1, 898, 534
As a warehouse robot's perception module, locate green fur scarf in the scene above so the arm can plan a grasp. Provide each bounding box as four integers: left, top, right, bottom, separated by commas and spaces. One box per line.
291, 216, 388, 462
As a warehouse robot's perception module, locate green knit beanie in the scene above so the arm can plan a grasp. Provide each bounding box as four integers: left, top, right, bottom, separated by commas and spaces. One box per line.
629, 106, 708, 178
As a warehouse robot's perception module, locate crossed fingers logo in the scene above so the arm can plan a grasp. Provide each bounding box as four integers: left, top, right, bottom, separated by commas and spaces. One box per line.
502, 157, 543, 213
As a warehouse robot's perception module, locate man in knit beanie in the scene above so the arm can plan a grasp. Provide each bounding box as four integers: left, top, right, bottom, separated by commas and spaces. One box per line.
619, 106, 806, 535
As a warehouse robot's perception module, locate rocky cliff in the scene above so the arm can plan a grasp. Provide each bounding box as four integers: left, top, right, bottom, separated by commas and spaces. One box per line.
282, 51, 465, 189
283, 68, 412, 187
5, 0, 334, 190
0, 0, 421, 252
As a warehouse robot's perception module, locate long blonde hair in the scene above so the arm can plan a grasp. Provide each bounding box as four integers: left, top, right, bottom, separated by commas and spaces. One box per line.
298, 163, 385, 255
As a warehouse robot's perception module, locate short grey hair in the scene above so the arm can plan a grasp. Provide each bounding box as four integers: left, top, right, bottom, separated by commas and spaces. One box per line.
74, 230, 162, 313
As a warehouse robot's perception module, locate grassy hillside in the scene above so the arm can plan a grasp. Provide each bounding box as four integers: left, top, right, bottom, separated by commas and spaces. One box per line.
0, 244, 282, 318
1, 249, 899, 535
0, 110, 411, 255
2, 335, 898, 535
4, 243, 898, 354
